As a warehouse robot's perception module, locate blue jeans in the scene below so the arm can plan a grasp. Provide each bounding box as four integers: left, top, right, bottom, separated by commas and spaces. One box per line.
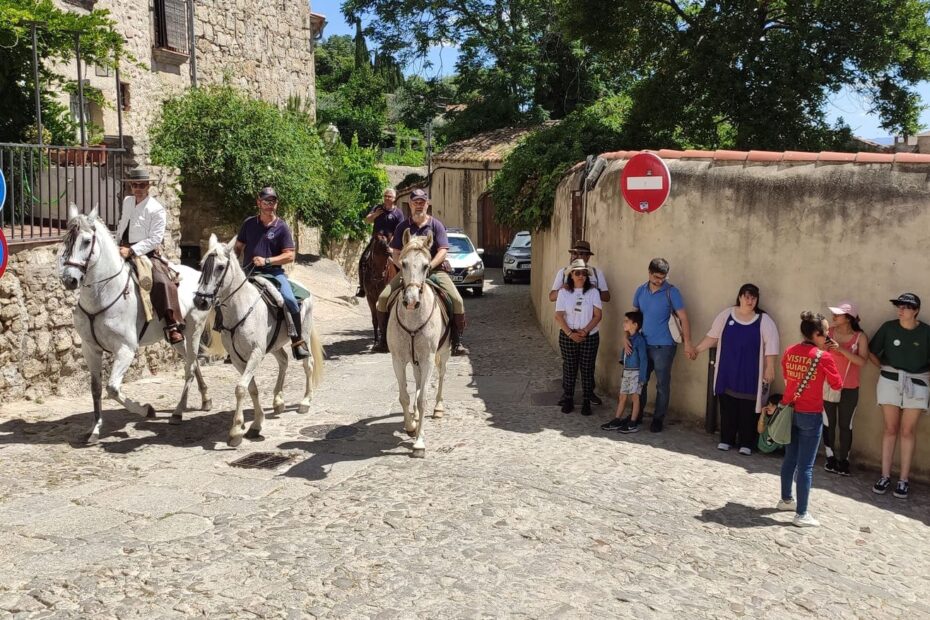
260, 269, 299, 314
780, 412, 823, 515
639, 345, 677, 422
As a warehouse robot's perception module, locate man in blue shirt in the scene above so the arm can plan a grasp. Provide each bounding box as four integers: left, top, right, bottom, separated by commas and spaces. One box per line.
235, 186, 309, 359
356, 188, 404, 297
626, 257, 695, 432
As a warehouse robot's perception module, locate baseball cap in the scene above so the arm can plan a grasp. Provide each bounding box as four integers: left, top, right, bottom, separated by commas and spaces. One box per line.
258, 186, 278, 200
890, 293, 921, 309
827, 301, 859, 319
410, 189, 429, 201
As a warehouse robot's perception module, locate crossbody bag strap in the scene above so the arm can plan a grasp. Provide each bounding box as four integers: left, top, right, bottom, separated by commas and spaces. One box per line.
790, 349, 823, 405
666, 285, 679, 318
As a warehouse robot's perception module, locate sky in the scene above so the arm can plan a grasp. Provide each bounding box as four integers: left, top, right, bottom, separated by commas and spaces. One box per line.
312, 0, 929, 141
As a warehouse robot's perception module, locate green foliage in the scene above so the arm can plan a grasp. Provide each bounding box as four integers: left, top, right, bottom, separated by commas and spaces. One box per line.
380, 125, 426, 166
490, 95, 632, 231
314, 35, 356, 93
397, 172, 426, 191
560, 0, 930, 148
320, 135, 389, 242
0, 0, 125, 144
392, 76, 455, 131
150, 85, 328, 230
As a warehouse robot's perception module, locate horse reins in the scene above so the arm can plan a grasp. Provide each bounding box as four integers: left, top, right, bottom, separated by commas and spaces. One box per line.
394, 288, 438, 366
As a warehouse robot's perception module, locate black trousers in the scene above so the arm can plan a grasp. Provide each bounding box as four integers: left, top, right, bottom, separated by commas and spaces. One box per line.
823, 387, 859, 462
719, 393, 758, 449
559, 331, 600, 403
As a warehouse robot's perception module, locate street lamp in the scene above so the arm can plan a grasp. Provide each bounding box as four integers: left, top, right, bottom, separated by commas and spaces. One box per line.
323, 123, 341, 145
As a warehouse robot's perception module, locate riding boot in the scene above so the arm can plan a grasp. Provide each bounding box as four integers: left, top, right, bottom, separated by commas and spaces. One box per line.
289, 311, 310, 360
452, 314, 470, 356
164, 309, 185, 344
372, 310, 390, 353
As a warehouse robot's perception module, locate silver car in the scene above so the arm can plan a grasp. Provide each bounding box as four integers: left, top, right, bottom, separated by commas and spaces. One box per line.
446, 230, 485, 296
503, 231, 531, 284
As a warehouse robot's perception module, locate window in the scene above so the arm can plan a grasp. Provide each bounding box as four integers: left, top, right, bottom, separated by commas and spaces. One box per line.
448, 236, 476, 255
154, 0, 188, 54
119, 82, 131, 111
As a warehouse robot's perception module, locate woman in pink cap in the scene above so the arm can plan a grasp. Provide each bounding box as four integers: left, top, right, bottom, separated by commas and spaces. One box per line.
822, 301, 869, 476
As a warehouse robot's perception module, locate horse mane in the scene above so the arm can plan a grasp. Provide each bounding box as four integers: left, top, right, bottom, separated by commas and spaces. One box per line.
62, 212, 116, 258
399, 235, 431, 261
199, 237, 243, 286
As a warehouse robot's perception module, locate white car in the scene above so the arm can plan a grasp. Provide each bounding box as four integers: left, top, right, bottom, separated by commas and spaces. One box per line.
446, 229, 485, 296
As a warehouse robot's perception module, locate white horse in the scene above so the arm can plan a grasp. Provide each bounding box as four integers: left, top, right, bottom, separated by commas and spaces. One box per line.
57, 206, 217, 444
387, 231, 452, 458
193, 234, 324, 447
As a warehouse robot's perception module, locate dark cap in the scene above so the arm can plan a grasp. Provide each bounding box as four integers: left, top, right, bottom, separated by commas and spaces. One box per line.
410, 189, 429, 201
890, 293, 921, 309
569, 240, 593, 255
258, 186, 278, 200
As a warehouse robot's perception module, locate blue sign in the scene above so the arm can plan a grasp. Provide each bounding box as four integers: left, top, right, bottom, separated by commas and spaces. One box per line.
0, 169, 5, 214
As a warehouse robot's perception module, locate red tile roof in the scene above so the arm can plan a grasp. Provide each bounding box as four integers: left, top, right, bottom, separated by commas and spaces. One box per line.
432, 123, 557, 163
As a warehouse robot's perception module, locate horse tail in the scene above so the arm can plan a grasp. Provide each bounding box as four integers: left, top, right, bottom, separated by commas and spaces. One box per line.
201, 308, 228, 358
309, 325, 324, 387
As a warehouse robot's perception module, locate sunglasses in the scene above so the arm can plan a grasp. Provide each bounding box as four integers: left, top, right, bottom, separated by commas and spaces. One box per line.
571, 270, 588, 276
260, 198, 278, 204
130, 182, 148, 188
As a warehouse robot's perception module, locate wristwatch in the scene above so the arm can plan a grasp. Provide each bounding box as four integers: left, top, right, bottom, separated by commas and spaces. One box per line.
264, 257, 270, 267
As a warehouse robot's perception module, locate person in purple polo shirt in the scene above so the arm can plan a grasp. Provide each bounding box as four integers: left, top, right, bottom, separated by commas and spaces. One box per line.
356, 188, 404, 297
373, 188, 468, 356
234, 186, 309, 360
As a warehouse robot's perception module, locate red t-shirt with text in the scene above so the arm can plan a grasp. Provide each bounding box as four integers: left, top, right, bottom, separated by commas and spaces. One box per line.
781, 342, 843, 413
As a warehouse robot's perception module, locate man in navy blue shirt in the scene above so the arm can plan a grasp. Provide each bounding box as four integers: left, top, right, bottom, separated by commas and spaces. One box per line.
373, 189, 468, 356
356, 188, 405, 297
235, 186, 309, 359
626, 257, 695, 432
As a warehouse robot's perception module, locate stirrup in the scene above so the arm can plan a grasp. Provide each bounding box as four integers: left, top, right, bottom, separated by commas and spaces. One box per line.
291, 339, 310, 360
165, 325, 184, 344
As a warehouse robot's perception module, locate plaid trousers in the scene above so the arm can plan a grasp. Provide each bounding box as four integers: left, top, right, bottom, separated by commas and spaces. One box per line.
559, 331, 600, 402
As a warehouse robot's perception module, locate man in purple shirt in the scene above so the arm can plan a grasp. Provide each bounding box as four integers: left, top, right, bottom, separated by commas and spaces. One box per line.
235, 186, 309, 359
356, 188, 404, 297
373, 189, 468, 355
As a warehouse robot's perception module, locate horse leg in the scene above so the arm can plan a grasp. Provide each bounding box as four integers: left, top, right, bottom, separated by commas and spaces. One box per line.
392, 355, 415, 436
83, 343, 104, 444
433, 347, 450, 418
367, 296, 379, 342
194, 360, 211, 411
170, 332, 199, 424
188, 318, 212, 410
412, 358, 434, 458
230, 350, 263, 447
244, 377, 265, 440
271, 348, 288, 415
105, 345, 154, 418
297, 308, 320, 414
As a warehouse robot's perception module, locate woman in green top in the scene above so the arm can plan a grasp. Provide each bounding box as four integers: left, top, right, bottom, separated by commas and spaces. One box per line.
868, 293, 930, 500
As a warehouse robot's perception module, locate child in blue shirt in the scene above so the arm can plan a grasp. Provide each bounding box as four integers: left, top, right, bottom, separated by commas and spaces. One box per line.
601, 311, 649, 433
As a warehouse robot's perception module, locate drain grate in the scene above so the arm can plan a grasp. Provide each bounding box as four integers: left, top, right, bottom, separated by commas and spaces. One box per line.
229, 452, 295, 470
300, 424, 361, 440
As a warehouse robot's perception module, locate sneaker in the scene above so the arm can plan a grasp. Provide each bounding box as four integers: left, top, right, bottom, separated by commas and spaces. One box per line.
581, 401, 593, 416
873, 476, 892, 495
793, 512, 820, 528
824, 456, 839, 474
561, 401, 574, 414
893, 480, 909, 499
600, 418, 625, 431
717, 442, 731, 451
775, 498, 796, 511
619, 419, 640, 434
738, 447, 752, 456
590, 394, 603, 406
649, 419, 663, 433
838, 459, 851, 476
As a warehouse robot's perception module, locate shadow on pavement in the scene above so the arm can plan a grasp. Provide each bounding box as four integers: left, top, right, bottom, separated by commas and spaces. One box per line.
697, 501, 786, 528
324, 329, 376, 360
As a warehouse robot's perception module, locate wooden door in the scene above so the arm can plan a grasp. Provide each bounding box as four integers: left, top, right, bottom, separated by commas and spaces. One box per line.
478, 191, 515, 267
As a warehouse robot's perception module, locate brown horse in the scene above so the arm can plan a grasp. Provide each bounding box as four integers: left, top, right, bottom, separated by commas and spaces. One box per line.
363, 232, 396, 342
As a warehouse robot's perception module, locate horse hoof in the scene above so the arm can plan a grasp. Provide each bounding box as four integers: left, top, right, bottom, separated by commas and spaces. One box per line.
297, 403, 310, 414
432, 409, 444, 419
405, 428, 417, 437
273, 405, 285, 416
145, 405, 157, 419
227, 435, 243, 448
244, 428, 263, 440
169, 415, 183, 426
201, 399, 212, 411
85, 432, 100, 445
411, 448, 426, 459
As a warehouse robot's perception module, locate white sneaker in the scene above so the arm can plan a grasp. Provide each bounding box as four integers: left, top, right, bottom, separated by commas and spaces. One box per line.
776, 498, 796, 511
738, 447, 752, 456
717, 442, 731, 451
793, 512, 820, 528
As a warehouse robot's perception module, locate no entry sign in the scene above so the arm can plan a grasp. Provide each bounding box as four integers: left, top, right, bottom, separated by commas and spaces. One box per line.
620, 153, 671, 213
0, 229, 7, 280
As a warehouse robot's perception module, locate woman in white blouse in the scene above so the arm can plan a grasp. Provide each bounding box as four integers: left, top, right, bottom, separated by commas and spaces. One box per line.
554, 259, 603, 416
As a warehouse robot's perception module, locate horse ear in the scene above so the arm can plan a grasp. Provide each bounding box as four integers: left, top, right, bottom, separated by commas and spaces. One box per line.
226, 237, 237, 256
208, 234, 218, 251
67, 203, 79, 222
403, 229, 411, 246
88, 207, 98, 223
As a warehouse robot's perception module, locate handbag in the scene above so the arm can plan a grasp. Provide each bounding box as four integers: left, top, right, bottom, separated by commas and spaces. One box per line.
666, 286, 683, 343
823, 333, 858, 403
758, 350, 823, 453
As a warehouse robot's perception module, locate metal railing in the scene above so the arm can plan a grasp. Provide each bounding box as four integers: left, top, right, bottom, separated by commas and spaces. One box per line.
0, 142, 125, 245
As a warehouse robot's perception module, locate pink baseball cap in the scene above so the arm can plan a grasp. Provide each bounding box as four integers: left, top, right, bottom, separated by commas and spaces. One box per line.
827, 301, 859, 319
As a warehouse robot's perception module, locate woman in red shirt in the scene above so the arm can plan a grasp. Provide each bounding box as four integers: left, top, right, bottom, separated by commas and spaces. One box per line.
777, 312, 843, 527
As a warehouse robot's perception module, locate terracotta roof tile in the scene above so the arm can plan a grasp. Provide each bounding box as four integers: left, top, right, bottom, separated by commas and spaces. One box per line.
746, 150, 784, 162
432, 123, 556, 163
714, 150, 749, 161
818, 151, 857, 162
893, 152, 930, 163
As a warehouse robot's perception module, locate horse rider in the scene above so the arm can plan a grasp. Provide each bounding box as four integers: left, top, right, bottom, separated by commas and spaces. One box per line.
373, 189, 469, 356
234, 186, 310, 360
356, 187, 404, 297
116, 166, 184, 344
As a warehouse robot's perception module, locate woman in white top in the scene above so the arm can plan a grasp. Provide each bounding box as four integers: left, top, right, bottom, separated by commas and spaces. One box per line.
554, 259, 603, 416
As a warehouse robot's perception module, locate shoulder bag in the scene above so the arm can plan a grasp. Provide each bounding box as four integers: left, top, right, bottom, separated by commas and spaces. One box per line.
666, 286, 683, 343
758, 349, 823, 453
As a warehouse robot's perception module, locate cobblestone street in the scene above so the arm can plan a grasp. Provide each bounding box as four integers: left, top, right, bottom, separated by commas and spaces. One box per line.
1, 261, 928, 618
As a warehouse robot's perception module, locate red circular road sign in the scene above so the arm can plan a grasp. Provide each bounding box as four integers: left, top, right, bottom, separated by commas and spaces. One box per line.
620, 152, 671, 213
0, 229, 7, 280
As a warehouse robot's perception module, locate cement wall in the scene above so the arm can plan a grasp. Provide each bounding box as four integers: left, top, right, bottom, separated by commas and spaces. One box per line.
429, 163, 500, 242
533, 156, 930, 477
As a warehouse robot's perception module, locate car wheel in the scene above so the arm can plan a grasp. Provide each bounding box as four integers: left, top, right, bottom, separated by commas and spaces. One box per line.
503, 276, 512, 284
473, 286, 483, 297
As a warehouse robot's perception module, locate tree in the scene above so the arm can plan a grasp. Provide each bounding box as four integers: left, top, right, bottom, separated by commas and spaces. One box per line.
560, 0, 930, 149
314, 35, 356, 93
0, 0, 125, 144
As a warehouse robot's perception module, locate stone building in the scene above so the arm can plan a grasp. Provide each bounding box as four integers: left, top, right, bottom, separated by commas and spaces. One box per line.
0, 0, 324, 401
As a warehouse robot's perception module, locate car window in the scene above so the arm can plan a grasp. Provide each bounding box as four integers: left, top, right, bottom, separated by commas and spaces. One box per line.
510, 233, 531, 249
448, 236, 475, 254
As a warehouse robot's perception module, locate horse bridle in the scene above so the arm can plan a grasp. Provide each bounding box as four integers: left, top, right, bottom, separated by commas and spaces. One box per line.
62, 225, 126, 287
195, 255, 250, 308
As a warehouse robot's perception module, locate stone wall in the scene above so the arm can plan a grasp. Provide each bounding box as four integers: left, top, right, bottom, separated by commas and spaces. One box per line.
532, 153, 930, 478
326, 237, 367, 282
